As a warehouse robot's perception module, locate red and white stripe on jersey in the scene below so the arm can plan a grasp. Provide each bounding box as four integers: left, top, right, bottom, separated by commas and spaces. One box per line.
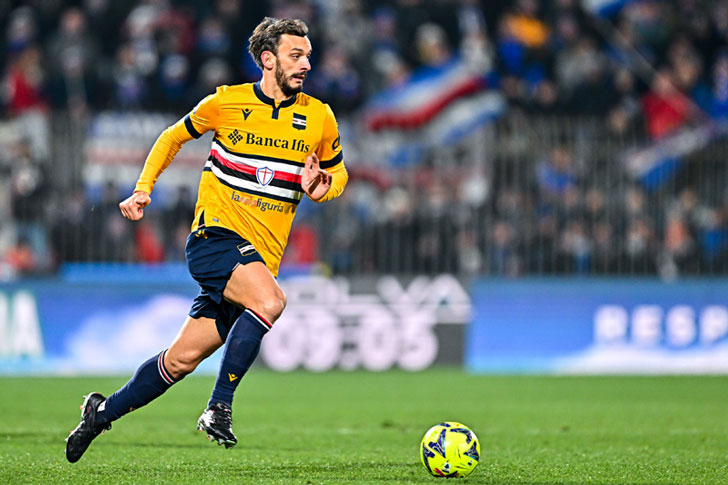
245, 308, 273, 332
157, 350, 176, 385
206, 139, 305, 204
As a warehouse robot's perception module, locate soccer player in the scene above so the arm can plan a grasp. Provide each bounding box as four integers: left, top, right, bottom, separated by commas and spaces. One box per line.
65, 17, 347, 462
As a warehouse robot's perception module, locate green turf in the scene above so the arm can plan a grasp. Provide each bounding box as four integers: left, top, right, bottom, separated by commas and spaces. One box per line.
0, 370, 726, 484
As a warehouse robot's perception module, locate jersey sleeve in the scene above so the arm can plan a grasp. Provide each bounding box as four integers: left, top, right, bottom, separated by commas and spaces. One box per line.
134, 88, 223, 194
184, 87, 223, 138
313, 103, 348, 203
317, 103, 343, 169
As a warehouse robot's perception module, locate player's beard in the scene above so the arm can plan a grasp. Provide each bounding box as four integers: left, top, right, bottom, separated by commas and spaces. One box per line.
275, 60, 305, 97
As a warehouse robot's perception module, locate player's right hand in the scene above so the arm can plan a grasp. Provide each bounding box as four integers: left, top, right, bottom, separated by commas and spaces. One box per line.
119, 191, 151, 221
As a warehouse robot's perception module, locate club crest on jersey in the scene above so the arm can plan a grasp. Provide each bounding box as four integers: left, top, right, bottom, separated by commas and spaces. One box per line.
292, 113, 307, 130
256, 166, 275, 186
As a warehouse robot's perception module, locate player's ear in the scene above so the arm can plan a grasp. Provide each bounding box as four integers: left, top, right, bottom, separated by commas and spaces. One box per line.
261, 51, 275, 70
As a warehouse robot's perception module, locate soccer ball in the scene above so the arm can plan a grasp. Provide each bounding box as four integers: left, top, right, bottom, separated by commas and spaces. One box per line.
420, 422, 480, 478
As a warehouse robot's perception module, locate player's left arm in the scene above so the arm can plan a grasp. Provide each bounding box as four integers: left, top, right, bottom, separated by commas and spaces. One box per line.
303, 104, 348, 203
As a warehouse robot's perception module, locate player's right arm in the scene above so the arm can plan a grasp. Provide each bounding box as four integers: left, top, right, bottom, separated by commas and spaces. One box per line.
119, 88, 223, 220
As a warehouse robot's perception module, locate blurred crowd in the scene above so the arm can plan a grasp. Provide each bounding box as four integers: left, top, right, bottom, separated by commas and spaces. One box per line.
319, 139, 728, 279
0, 0, 485, 116
494, 0, 728, 139
2, 0, 728, 279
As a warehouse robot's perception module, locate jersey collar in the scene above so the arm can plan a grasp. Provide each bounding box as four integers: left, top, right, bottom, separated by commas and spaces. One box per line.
253, 81, 298, 109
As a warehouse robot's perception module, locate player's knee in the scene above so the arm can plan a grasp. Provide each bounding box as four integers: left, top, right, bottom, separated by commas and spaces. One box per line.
256, 290, 286, 324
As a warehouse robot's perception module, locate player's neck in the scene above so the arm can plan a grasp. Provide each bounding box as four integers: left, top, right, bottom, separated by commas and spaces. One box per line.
259, 76, 292, 104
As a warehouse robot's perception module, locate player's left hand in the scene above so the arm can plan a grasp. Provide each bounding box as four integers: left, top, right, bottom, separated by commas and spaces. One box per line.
302, 153, 332, 201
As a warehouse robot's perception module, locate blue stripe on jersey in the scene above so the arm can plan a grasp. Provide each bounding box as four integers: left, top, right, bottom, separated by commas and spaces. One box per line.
320, 151, 343, 169
184, 115, 202, 139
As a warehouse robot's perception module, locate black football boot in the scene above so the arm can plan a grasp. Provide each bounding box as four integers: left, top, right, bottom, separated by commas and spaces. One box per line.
197, 401, 237, 448
65, 392, 111, 463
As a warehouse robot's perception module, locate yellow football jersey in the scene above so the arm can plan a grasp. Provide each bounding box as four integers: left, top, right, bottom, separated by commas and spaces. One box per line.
135, 82, 348, 276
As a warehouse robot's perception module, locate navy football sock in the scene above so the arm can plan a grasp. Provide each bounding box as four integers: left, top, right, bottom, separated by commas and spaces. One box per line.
209, 309, 271, 407
96, 349, 180, 425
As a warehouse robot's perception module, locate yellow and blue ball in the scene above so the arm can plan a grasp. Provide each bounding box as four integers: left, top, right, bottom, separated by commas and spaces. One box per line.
420, 421, 480, 478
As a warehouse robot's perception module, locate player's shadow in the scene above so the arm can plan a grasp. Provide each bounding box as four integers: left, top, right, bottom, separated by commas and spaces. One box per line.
107, 439, 323, 452
102, 441, 212, 450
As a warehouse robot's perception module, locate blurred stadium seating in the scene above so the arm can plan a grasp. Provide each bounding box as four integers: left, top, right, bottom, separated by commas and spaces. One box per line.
2, 0, 728, 280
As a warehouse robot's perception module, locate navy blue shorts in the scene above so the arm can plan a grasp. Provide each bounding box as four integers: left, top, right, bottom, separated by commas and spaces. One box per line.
185, 226, 265, 341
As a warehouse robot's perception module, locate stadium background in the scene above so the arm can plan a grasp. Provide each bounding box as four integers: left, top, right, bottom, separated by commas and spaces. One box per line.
1, 1, 728, 483
2, 0, 728, 374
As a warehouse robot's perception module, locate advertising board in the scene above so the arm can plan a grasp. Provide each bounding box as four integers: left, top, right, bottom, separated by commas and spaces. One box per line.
0, 274, 470, 374
467, 280, 728, 373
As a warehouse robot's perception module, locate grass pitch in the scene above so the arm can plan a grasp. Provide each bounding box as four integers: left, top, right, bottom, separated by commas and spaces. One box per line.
0, 370, 725, 484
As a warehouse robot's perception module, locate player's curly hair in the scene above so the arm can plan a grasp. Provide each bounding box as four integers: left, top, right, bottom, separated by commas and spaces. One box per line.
248, 17, 309, 70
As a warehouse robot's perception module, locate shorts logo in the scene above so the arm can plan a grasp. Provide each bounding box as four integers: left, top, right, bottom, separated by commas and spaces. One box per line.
228, 373, 238, 382
256, 166, 274, 186
237, 243, 256, 256
292, 113, 306, 130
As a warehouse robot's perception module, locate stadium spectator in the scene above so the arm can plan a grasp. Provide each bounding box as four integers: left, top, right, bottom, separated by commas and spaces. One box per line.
306, 45, 362, 114
5, 6, 37, 55
161, 185, 195, 261
5, 45, 46, 114
93, 181, 135, 262
559, 220, 591, 273
153, 53, 192, 110
489, 220, 520, 276
110, 44, 148, 109
535, 145, 578, 196
503, 0, 549, 50
622, 217, 658, 274
606, 68, 642, 137
642, 67, 695, 139
10, 141, 50, 271
706, 53, 728, 119
591, 220, 618, 274
5, 237, 36, 276
282, 223, 319, 265
415, 23, 452, 69
46, 7, 100, 113
50, 192, 92, 263
134, 220, 165, 263
3, 44, 51, 161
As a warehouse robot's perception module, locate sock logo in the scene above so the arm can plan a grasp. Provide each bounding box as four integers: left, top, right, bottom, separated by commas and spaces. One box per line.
228, 373, 238, 382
